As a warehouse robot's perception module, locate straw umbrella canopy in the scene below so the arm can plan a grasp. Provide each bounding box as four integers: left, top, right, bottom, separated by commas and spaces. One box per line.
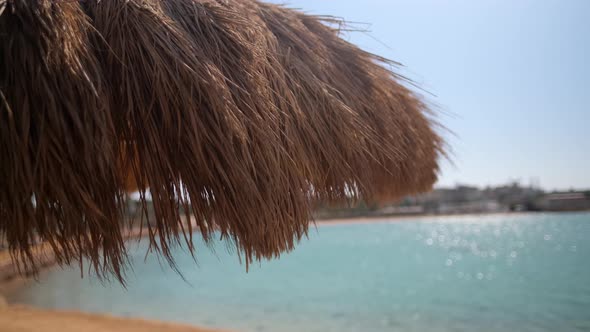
0, 0, 445, 282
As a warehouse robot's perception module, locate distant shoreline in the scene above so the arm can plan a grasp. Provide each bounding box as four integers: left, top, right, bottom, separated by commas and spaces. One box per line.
313, 210, 570, 226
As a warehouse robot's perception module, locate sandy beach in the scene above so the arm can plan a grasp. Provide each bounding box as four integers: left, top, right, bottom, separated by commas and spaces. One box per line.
0, 222, 230, 332
0, 233, 226, 331
0, 305, 227, 332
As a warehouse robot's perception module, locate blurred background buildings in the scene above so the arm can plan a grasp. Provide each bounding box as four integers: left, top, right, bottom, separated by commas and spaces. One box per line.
314, 182, 590, 219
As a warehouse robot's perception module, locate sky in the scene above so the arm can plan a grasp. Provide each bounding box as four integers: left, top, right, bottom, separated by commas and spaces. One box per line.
266, 0, 590, 191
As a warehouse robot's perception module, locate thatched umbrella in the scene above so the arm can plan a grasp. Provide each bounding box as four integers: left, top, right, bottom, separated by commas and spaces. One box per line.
0, 0, 445, 282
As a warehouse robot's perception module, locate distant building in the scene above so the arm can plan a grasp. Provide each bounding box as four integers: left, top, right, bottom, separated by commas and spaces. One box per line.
537, 192, 590, 211
438, 200, 504, 215
376, 205, 425, 216
315, 184, 588, 219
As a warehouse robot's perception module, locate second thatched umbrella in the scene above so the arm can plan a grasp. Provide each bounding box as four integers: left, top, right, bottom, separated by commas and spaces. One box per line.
0, 0, 445, 282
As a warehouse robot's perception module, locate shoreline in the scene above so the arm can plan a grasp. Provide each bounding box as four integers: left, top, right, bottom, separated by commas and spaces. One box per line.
313, 210, 557, 226
315, 214, 437, 226
0, 225, 148, 296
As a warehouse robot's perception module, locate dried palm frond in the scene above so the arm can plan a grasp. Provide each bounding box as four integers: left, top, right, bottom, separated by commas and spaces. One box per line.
0, 0, 125, 279
87, 0, 313, 268
253, 1, 445, 201
1, 0, 445, 282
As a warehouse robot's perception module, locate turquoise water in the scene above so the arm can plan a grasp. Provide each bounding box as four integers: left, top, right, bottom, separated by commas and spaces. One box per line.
7, 213, 590, 332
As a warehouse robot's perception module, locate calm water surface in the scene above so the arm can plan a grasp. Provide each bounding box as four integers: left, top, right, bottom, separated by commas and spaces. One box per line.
8, 213, 590, 332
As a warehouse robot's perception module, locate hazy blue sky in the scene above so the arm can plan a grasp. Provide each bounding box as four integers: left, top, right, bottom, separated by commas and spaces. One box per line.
267, 0, 589, 190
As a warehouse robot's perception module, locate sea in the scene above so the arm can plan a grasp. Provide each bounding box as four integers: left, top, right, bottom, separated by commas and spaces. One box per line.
6, 212, 590, 332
